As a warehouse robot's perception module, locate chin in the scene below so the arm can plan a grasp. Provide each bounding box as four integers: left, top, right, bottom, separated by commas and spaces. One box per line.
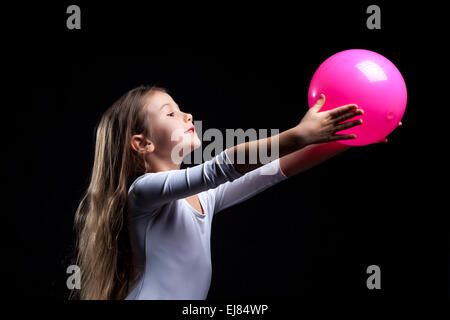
192, 137, 202, 150
184, 134, 201, 149
179, 138, 201, 157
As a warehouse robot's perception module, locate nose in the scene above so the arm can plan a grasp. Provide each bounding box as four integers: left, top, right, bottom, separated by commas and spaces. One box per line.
184, 112, 193, 123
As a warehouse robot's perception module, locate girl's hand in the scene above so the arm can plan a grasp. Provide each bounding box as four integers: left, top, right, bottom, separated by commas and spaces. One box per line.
294, 94, 364, 146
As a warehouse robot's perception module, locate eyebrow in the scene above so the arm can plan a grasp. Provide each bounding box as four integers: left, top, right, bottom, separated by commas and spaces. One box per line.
160, 103, 180, 111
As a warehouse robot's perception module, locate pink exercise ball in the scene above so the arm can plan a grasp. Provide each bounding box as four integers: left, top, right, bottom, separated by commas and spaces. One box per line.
308, 49, 407, 146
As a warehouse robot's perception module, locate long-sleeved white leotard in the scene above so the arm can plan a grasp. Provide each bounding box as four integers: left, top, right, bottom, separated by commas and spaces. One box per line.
125, 150, 288, 300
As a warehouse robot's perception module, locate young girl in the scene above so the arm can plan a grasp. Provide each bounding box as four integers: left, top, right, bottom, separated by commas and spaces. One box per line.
72, 85, 399, 300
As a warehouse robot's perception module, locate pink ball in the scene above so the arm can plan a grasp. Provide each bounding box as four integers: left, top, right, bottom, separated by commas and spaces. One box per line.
308, 49, 407, 146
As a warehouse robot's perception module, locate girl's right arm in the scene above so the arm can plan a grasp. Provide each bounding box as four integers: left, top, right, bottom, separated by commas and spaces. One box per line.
226, 94, 364, 175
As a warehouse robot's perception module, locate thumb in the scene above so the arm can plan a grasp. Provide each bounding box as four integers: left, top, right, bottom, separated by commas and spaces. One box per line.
311, 94, 325, 112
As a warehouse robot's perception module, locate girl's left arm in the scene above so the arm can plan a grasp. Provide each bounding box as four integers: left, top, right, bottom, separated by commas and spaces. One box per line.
279, 142, 350, 178
208, 142, 348, 216
280, 121, 402, 177
210, 122, 402, 214
207, 154, 288, 216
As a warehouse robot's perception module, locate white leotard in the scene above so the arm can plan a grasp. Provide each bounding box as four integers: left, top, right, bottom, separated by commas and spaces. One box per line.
125, 150, 288, 300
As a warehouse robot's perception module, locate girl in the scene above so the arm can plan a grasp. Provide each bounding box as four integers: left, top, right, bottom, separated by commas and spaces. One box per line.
72, 85, 399, 300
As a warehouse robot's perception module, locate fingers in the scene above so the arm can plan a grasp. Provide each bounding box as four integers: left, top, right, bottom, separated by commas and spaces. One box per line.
376, 138, 388, 143
333, 109, 364, 124
333, 119, 363, 133
330, 120, 402, 144
328, 104, 358, 118
311, 94, 326, 112
329, 134, 357, 141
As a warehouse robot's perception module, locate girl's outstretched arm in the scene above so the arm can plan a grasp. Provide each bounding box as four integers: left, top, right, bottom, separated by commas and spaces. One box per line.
279, 142, 350, 178
226, 94, 363, 175
129, 150, 243, 214
207, 155, 288, 216
208, 142, 348, 215
280, 120, 402, 178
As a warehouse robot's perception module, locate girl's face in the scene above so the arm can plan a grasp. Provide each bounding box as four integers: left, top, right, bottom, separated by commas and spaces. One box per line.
144, 90, 201, 161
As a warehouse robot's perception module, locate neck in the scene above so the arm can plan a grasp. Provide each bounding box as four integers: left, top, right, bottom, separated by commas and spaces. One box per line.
146, 152, 182, 173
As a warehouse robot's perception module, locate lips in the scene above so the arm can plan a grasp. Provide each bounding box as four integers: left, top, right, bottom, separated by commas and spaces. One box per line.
185, 126, 195, 134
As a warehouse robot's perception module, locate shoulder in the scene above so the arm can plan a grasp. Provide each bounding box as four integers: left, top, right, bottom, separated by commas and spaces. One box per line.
128, 173, 152, 194
128, 171, 174, 194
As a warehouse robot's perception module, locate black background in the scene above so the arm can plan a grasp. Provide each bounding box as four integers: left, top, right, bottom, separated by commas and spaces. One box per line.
3, 0, 448, 315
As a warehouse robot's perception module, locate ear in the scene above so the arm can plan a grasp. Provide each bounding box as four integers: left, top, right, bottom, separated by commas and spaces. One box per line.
130, 134, 154, 154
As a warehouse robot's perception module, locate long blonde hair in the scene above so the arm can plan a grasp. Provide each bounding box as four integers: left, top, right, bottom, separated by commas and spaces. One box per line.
71, 85, 166, 299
